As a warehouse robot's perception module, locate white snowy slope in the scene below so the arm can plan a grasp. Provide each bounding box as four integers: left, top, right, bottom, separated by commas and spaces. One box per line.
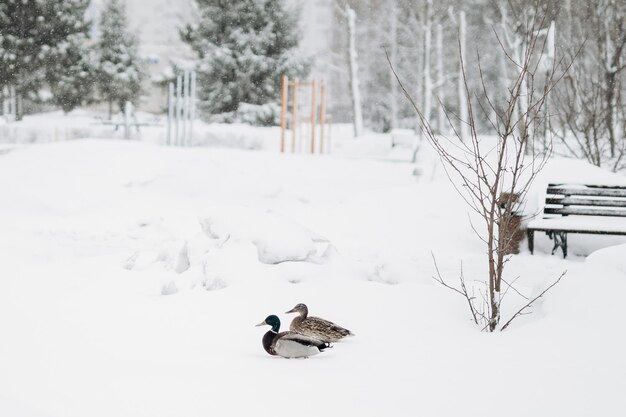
0, 133, 625, 417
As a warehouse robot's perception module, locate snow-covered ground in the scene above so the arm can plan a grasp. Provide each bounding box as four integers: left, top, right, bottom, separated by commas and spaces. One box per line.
0, 119, 625, 416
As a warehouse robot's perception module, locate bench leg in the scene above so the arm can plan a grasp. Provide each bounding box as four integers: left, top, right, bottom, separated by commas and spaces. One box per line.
549, 231, 568, 258
527, 229, 534, 254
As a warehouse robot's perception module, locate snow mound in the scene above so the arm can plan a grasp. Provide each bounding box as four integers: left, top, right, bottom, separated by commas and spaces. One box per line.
126, 207, 338, 293
586, 244, 626, 275
199, 207, 328, 265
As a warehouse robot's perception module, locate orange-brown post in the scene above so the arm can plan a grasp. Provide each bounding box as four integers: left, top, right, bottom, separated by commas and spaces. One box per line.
291, 79, 298, 153
319, 80, 326, 154
310, 79, 317, 154
279, 75, 288, 153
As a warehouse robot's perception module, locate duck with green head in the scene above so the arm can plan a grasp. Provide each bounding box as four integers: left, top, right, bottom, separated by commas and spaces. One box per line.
255, 315, 330, 358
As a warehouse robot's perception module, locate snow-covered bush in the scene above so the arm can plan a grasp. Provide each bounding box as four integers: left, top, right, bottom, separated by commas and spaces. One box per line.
209, 103, 280, 126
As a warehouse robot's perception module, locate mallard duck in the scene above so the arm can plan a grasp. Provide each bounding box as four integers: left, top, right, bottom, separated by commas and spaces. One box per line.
255, 315, 330, 358
285, 303, 354, 343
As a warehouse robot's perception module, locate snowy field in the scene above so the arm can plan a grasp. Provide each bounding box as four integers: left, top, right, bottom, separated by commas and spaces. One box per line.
1, 118, 626, 416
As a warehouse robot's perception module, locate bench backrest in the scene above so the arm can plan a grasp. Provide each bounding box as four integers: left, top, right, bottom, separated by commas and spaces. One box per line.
544, 184, 626, 218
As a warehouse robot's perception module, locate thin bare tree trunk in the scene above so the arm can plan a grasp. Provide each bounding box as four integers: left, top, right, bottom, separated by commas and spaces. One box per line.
436, 23, 445, 134
458, 10, 469, 142
423, 0, 433, 129
389, 1, 399, 130
346, 6, 363, 138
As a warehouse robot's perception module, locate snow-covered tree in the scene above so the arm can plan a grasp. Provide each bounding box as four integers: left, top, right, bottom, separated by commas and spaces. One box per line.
96, 0, 144, 118
47, 34, 97, 113
181, 0, 309, 115
0, 0, 92, 118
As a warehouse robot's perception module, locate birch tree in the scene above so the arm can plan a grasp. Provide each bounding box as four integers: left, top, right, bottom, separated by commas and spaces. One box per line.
458, 10, 469, 142
345, 5, 364, 137
422, 0, 433, 130
388, 1, 399, 130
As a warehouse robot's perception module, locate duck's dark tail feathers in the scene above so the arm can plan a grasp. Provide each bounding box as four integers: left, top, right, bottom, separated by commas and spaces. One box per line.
318, 342, 332, 352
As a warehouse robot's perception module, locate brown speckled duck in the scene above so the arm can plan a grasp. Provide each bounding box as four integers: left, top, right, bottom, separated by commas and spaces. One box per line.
285, 303, 354, 343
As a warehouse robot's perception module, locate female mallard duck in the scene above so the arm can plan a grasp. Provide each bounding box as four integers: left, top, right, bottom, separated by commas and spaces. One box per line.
255, 315, 330, 358
285, 303, 354, 343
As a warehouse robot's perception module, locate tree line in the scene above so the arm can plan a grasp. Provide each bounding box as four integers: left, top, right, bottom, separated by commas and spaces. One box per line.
2, 0, 624, 170
331, 0, 625, 170
0, 0, 143, 119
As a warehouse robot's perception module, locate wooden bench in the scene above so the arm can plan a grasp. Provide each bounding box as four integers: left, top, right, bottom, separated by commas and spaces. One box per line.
527, 183, 626, 258
390, 128, 417, 148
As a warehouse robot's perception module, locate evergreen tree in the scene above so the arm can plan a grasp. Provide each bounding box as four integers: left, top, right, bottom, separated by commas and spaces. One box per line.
47, 33, 97, 113
182, 0, 309, 115
0, 0, 92, 117
96, 0, 144, 118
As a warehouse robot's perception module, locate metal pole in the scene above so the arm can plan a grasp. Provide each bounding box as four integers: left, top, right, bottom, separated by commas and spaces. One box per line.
167, 82, 174, 145
182, 71, 189, 146
2, 86, 8, 121
124, 101, 132, 139
10, 85, 16, 121
176, 74, 182, 146
189, 71, 196, 147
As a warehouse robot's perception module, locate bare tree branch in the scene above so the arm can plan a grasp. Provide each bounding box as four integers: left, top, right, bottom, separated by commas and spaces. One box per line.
500, 270, 567, 331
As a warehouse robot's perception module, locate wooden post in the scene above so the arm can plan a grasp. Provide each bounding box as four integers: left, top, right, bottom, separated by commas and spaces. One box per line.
319, 80, 326, 154
291, 79, 298, 153
310, 79, 317, 154
280, 75, 288, 153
